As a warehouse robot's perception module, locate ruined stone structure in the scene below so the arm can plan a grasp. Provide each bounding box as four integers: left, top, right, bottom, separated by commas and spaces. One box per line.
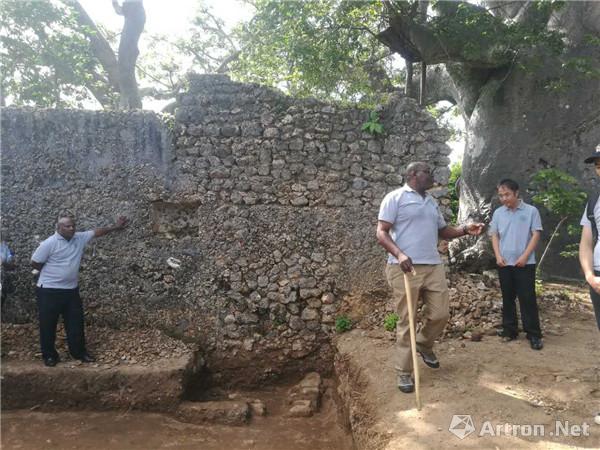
1, 74, 451, 383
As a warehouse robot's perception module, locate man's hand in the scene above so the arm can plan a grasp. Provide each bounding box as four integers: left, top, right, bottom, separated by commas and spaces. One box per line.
466, 223, 485, 236
115, 216, 129, 229
586, 273, 600, 294
398, 254, 414, 273
496, 256, 507, 267
515, 255, 528, 267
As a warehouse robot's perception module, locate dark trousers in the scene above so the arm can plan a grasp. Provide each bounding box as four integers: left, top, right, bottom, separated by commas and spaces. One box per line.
498, 264, 542, 339
36, 287, 87, 360
590, 271, 600, 330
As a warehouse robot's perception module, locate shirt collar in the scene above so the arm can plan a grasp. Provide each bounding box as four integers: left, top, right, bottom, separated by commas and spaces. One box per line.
55, 232, 69, 241
504, 200, 524, 211
402, 184, 430, 199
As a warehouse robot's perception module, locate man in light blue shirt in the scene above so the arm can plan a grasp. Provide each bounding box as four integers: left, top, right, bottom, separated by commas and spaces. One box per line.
31, 215, 128, 367
376, 161, 485, 394
489, 178, 543, 350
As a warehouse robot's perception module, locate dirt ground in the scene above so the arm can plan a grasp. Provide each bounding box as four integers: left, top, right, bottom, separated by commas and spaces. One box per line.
336, 281, 600, 449
2, 280, 600, 449
1, 383, 353, 450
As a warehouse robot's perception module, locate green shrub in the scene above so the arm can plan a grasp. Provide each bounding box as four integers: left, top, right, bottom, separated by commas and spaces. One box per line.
384, 312, 399, 331
335, 316, 352, 333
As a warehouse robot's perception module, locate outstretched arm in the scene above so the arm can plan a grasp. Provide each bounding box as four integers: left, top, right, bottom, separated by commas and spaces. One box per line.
94, 216, 129, 237
438, 222, 485, 240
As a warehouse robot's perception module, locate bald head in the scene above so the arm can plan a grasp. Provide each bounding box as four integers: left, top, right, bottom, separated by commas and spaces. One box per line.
57, 216, 76, 240
404, 161, 433, 194
405, 161, 431, 177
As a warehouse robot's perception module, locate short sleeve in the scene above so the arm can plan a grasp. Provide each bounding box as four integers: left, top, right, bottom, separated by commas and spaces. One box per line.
581, 205, 592, 228
531, 207, 543, 231
32, 239, 52, 264
79, 230, 95, 244
488, 210, 499, 236
436, 206, 447, 229
378, 192, 398, 223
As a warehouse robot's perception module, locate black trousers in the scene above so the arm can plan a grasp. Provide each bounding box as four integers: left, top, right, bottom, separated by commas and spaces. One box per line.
36, 287, 87, 360
498, 264, 542, 339
590, 271, 600, 330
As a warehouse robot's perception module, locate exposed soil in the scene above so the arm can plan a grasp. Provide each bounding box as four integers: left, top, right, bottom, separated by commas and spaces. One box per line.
2, 278, 599, 449
1, 382, 352, 450
335, 281, 600, 449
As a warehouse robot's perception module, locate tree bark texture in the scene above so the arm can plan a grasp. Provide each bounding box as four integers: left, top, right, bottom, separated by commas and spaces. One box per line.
118, 1, 146, 109
378, 1, 600, 278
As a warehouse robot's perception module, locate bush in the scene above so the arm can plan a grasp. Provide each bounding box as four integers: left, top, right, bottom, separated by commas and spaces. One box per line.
448, 162, 462, 223
383, 312, 399, 331
335, 316, 352, 333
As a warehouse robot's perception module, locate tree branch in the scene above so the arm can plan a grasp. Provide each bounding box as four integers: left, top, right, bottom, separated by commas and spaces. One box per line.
377, 0, 514, 68
69, 1, 120, 93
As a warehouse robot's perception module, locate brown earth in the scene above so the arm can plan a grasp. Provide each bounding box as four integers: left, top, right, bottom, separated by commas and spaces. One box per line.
335, 281, 600, 449
1, 278, 599, 449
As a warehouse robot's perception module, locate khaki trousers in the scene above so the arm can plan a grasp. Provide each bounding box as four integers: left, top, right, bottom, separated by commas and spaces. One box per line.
385, 264, 449, 375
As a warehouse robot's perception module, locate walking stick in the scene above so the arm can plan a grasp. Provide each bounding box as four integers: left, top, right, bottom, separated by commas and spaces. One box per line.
403, 268, 421, 410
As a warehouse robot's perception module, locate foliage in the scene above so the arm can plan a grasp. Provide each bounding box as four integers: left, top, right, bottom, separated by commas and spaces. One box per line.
530, 168, 586, 271
231, 0, 401, 104
530, 169, 586, 223
335, 315, 352, 333
361, 111, 384, 135
448, 162, 462, 223
0, 0, 114, 108
383, 312, 399, 332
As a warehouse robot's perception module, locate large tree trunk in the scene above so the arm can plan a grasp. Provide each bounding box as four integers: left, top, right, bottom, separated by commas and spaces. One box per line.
116, 1, 146, 109
379, 1, 600, 278
453, 3, 600, 278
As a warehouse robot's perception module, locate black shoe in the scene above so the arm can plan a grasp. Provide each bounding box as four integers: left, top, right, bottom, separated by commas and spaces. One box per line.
529, 337, 543, 350
397, 374, 415, 393
417, 348, 440, 369
43, 356, 59, 367
79, 353, 96, 363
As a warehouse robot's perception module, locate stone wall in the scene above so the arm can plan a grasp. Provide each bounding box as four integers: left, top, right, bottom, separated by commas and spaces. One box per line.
1, 75, 451, 382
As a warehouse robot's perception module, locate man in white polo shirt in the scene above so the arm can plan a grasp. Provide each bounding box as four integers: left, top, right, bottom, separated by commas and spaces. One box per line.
376, 161, 485, 393
489, 179, 543, 350
31, 215, 128, 367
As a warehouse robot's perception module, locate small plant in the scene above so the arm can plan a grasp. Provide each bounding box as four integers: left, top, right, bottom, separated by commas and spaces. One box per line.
383, 312, 399, 332
361, 111, 384, 135
335, 315, 352, 333
530, 168, 586, 273
535, 276, 544, 297
448, 162, 462, 223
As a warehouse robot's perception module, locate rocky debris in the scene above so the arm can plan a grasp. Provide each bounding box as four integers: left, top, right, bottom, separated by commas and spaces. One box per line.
176, 400, 250, 425
1, 323, 194, 366
286, 372, 322, 417
349, 272, 592, 339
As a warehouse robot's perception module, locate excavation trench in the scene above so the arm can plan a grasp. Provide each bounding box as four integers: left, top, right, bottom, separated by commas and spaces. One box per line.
1, 335, 372, 450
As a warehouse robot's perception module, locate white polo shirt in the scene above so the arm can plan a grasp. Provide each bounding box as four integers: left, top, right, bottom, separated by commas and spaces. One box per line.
378, 185, 447, 265
32, 231, 94, 289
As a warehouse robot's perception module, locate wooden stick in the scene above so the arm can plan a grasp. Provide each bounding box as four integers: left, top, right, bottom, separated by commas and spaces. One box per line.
403, 268, 421, 410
